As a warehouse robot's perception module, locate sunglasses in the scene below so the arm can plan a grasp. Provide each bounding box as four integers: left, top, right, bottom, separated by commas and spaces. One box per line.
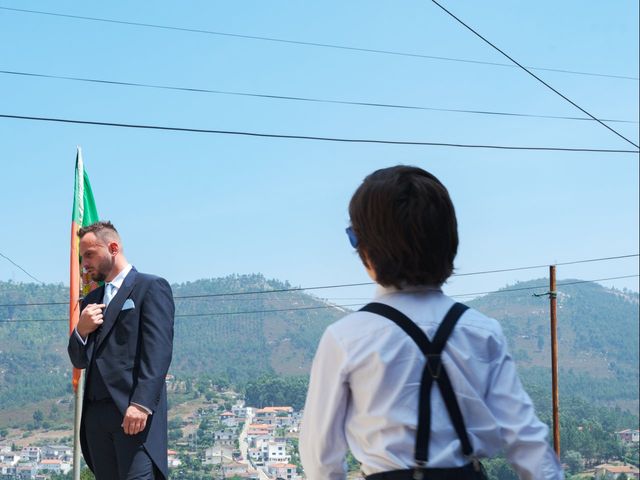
345, 226, 358, 248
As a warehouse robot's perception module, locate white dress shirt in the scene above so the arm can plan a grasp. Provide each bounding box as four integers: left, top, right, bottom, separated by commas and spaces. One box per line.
300, 285, 563, 480
74, 264, 133, 344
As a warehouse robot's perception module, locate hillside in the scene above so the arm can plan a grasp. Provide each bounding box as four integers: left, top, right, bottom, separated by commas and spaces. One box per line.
0, 275, 637, 415
0, 274, 343, 411
468, 279, 639, 411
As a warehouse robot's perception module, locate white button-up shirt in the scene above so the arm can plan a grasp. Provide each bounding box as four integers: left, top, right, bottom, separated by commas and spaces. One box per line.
103, 263, 133, 306
74, 264, 133, 344
300, 285, 563, 480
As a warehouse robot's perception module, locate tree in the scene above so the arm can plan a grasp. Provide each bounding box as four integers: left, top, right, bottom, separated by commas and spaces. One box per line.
49, 403, 60, 419
32, 409, 44, 427
80, 467, 96, 480
563, 450, 584, 475
484, 457, 518, 480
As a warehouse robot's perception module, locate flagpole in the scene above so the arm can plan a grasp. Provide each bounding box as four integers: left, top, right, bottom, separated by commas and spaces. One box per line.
70, 147, 100, 480
73, 374, 84, 480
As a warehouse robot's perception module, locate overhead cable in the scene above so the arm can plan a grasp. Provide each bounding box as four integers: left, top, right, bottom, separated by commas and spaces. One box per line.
0, 252, 44, 284
1, 114, 637, 154
0, 274, 637, 323
1, 70, 636, 125
0, 6, 636, 81
450, 274, 640, 298
431, 0, 640, 149
1, 253, 637, 308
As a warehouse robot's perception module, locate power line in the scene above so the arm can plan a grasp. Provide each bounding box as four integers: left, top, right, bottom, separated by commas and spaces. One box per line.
450, 274, 640, 298
454, 253, 640, 277
430, 0, 640, 150
0, 6, 636, 81
173, 283, 373, 300
555, 254, 640, 267
0, 274, 636, 323
1, 69, 637, 125
0, 303, 364, 323
1, 114, 638, 154
1, 253, 637, 308
0, 282, 375, 308
0, 252, 43, 284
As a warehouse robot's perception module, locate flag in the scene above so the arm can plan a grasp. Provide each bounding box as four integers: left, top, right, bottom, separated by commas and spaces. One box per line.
69, 146, 99, 391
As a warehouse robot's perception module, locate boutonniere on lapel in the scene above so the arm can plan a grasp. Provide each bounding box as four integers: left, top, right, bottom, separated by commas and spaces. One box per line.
122, 299, 135, 310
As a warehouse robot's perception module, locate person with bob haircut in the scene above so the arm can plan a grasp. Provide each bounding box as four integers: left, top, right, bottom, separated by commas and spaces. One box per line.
300, 166, 563, 480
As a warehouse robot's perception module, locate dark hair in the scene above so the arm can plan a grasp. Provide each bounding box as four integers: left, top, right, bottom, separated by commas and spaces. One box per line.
77, 221, 120, 243
348, 165, 458, 288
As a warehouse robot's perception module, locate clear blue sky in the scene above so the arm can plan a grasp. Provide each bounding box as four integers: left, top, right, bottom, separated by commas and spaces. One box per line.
0, 1, 638, 304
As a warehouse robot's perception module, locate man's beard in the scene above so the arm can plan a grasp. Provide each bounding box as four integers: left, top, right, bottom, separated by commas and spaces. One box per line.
92, 271, 107, 282
91, 256, 113, 282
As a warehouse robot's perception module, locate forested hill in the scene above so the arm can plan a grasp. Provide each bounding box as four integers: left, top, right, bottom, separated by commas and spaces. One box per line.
467, 279, 639, 411
0, 274, 343, 410
169, 275, 343, 382
0, 275, 637, 412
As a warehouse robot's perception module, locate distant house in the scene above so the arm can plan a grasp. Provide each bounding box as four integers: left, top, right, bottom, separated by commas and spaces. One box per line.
0, 451, 20, 465
38, 458, 71, 474
594, 463, 640, 479
204, 446, 234, 465
224, 461, 249, 475
267, 462, 298, 480
167, 450, 181, 468
254, 406, 294, 426
264, 440, 289, 463
616, 429, 640, 443
16, 462, 38, 478
220, 411, 238, 427
232, 402, 248, 418
0, 463, 17, 476
20, 447, 41, 463
41, 445, 73, 460
214, 428, 236, 446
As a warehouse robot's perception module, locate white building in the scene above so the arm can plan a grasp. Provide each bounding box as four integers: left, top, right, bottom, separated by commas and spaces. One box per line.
20, 446, 41, 463
0, 451, 20, 465
204, 446, 234, 465
265, 440, 290, 463
41, 445, 73, 462
267, 462, 298, 480
38, 458, 72, 474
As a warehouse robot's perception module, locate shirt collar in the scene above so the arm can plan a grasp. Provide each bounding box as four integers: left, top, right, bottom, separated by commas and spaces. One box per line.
108, 264, 133, 290
374, 283, 442, 299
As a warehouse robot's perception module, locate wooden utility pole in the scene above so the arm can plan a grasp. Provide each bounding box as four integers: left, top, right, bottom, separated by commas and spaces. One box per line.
549, 265, 560, 456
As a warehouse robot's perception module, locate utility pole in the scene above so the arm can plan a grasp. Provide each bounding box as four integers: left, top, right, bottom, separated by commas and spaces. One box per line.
549, 265, 560, 456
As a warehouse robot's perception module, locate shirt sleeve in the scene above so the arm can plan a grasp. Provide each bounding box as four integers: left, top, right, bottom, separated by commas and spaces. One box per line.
300, 327, 350, 480
74, 327, 88, 345
130, 402, 153, 415
486, 329, 564, 480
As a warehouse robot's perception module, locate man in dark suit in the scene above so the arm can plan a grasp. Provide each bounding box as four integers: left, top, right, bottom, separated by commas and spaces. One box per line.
68, 221, 174, 480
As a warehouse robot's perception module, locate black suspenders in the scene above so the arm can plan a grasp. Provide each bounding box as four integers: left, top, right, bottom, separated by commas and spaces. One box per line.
360, 302, 478, 476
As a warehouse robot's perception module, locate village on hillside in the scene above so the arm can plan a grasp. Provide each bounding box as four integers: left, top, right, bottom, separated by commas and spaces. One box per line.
1, 394, 639, 480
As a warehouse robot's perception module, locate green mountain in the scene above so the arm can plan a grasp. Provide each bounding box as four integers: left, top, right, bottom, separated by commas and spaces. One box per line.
0, 274, 342, 411
467, 279, 639, 411
0, 275, 637, 414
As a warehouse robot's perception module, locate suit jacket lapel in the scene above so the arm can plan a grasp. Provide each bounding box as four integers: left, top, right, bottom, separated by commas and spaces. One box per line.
95, 268, 138, 351
85, 285, 105, 374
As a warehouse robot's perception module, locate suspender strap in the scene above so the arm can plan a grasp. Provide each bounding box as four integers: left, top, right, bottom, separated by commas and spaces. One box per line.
359, 302, 473, 466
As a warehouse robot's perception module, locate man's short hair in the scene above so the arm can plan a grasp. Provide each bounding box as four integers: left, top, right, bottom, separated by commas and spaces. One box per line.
77, 221, 120, 244
348, 165, 458, 288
